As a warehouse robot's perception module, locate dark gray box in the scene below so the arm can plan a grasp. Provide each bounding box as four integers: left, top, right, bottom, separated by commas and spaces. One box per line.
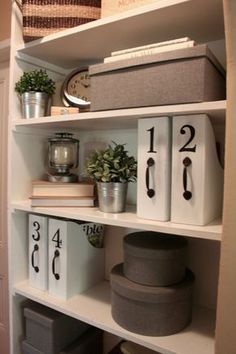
24, 303, 90, 354
111, 263, 194, 336
123, 231, 188, 286
89, 44, 225, 111
22, 327, 103, 354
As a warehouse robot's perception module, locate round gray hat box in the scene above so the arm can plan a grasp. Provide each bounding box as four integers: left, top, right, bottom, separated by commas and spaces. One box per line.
123, 231, 188, 286
111, 263, 194, 336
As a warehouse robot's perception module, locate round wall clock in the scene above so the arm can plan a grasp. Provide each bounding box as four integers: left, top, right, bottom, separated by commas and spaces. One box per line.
61, 67, 91, 109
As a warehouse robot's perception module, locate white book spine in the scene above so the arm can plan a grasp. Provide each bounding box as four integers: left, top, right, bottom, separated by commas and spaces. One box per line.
104, 41, 195, 63
111, 37, 191, 56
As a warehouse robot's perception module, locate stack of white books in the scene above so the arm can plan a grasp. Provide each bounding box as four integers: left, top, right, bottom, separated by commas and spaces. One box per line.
29, 180, 95, 207
104, 37, 195, 63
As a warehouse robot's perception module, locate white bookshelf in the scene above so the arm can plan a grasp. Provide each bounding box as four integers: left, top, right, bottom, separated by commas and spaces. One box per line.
9, 0, 226, 353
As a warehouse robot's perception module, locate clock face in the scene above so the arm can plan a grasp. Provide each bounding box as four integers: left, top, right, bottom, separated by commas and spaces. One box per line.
62, 68, 91, 109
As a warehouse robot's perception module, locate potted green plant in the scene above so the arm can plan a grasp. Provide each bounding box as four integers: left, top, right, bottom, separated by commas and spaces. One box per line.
86, 142, 137, 213
15, 69, 56, 119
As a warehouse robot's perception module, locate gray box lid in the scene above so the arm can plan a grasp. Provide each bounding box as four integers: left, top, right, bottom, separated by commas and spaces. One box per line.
24, 303, 66, 329
89, 44, 225, 77
111, 263, 194, 304
124, 231, 187, 259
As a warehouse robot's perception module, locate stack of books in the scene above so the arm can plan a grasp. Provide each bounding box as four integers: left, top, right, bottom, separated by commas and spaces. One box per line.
103, 37, 195, 63
30, 180, 95, 207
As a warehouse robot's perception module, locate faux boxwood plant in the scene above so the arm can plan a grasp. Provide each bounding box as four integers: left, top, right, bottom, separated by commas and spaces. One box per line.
86, 142, 137, 183
15, 69, 56, 95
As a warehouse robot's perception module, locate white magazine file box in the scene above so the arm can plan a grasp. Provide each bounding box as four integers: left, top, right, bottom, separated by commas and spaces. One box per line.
137, 117, 171, 221
171, 114, 223, 225
48, 218, 105, 299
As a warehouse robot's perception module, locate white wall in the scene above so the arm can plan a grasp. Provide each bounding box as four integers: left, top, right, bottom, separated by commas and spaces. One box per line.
0, 0, 11, 41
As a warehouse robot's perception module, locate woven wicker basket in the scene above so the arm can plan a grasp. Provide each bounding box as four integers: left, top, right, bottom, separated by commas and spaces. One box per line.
16, 0, 101, 42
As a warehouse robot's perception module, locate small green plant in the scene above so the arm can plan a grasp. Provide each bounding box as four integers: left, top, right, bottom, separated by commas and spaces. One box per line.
86, 142, 137, 183
15, 69, 56, 95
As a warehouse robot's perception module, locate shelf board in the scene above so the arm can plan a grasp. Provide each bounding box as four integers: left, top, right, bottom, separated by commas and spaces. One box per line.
14, 280, 215, 354
12, 101, 226, 131
16, 0, 224, 68
11, 201, 222, 241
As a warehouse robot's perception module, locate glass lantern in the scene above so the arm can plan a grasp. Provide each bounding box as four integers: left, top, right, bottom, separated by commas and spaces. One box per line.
47, 132, 79, 182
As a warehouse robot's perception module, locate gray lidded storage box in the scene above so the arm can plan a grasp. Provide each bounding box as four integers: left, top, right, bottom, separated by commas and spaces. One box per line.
89, 44, 225, 111
110, 263, 194, 336
24, 302, 90, 354
123, 231, 188, 286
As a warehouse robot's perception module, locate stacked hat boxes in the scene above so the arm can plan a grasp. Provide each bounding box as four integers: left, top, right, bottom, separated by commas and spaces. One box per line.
110, 231, 195, 336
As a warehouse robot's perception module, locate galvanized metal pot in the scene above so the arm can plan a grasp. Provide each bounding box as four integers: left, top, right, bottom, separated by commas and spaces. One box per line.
21, 92, 51, 119
97, 182, 128, 213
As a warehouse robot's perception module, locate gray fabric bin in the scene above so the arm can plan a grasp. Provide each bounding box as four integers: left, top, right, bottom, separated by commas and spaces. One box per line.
110, 263, 194, 336
24, 303, 90, 354
123, 231, 188, 286
89, 44, 225, 111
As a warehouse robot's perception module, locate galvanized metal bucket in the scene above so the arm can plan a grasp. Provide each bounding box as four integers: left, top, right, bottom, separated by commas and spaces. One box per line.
21, 92, 51, 119
97, 182, 128, 213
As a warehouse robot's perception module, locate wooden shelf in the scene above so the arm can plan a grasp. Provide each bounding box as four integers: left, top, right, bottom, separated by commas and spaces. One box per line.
12, 101, 226, 131
16, 0, 224, 68
11, 201, 222, 241
14, 280, 216, 354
